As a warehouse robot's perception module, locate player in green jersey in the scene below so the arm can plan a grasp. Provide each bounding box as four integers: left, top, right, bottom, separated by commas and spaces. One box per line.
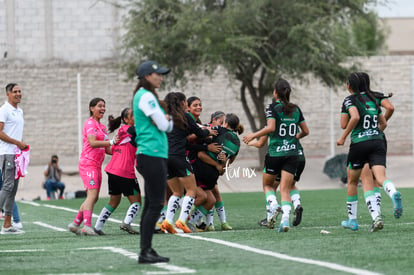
337, 72, 402, 233
243, 79, 309, 233
248, 134, 305, 227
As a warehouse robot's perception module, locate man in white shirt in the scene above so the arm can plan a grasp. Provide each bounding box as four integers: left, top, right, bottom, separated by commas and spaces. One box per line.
0, 83, 27, 234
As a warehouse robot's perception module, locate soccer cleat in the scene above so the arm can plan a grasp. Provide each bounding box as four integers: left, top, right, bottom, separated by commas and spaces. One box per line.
81, 225, 98, 236
205, 224, 215, 231
292, 205, 303, 226
187, 222, 197, 232
392, 192, 403, 218
341, 219, 359, 231
277, 220, 290, 233
68, 222, 81, 235
267, 206, 282, 229
175, 219, 193, 233
12, 222, 23, 230
93, 228, 105, 235
258, 218, 268, 227
369, 216, 384, 233
0, 226, 25, 235
120, 222, 139, 234
196, 222, 207, 231
161, 220, 177, 234
221, 222, 233, 230
154, 222, 162, 233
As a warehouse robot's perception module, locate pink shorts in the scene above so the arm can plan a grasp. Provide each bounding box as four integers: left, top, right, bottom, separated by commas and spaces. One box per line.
79, 164, 102, 191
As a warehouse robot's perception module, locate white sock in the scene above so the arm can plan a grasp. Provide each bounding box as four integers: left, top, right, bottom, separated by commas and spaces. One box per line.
346, 196, 358, 220
189, 208, 205, 224
373, 187, 382, 215
290, 190, 301, 209
206, 209, 214, 226
265, 191, 279, 221
157, 205, 167, 223
364, 191, 380, 220
382, 180, 397, 199
281, 202, 292, 223
215, 201, 227, 224
166, 195, 181, 223
178, 196, 194, 222
94, 204, 114, 230
123, 202, 140, 224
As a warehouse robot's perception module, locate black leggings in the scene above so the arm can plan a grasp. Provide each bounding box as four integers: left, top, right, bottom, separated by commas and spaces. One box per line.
136, 154, 167, 251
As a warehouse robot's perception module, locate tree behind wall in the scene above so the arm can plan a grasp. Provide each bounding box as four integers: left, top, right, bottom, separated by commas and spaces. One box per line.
121, 0, 385, 159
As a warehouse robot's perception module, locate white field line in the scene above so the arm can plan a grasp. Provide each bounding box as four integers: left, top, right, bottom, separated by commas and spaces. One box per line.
20, 200, 139, 226
78, 247, 196, 274
52, 274, 101, 275
33, 221, 67, 232
179, 234, 382, 275
0, 249, 45, 253
23, 200, 383, 274
31, 218, 194, 274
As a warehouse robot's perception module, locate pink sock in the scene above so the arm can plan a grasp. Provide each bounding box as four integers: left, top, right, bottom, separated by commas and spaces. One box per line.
83, 210, 93, 227
74, 210, 83, 225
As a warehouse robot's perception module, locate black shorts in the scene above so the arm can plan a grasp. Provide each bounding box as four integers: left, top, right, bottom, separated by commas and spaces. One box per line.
167, 156, 194, 179
264, 154, 299, 176
275, 158, 305, 182
192, 159, 219, 190
107, 172, 140, 196
347, 139, 386, 170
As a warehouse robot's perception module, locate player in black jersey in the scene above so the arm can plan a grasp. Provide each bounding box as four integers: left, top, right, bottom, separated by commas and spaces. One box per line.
161, 92, 216, 234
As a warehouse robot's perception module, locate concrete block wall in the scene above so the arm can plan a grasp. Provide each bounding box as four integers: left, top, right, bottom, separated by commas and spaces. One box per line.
0, 0, 122, 62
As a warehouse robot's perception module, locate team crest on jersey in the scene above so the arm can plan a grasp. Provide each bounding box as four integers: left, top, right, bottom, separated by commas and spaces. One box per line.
89, 179, 95, 186
148, 100, 156, 108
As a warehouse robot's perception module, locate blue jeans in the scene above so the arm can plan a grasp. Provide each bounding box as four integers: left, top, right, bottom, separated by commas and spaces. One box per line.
45, 179, 65, 198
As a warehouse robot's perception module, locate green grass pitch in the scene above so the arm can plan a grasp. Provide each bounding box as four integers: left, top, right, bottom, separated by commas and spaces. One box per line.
1, 188, 413, 275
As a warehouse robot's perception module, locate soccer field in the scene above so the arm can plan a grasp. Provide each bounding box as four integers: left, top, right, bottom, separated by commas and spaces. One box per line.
2, 188, 413, 275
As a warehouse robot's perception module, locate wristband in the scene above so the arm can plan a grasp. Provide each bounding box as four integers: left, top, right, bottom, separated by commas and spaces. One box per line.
109, 139, 115, 146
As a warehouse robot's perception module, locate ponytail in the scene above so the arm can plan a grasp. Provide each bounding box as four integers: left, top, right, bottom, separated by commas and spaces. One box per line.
108, 108, 130, 133
225, 113, 244, 135
274, 78, 296, 115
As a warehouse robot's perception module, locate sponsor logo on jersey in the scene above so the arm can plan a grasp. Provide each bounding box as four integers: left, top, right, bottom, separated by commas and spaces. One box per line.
276, 140, 296, 152
358, 129, 379, 138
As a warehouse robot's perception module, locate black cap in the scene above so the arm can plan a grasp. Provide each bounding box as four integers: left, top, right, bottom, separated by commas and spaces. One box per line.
136, 60, 170, 79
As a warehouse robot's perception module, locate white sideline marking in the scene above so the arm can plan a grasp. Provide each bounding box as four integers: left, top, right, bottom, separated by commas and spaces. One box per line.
78, 247, 196, 274
21, 201, 382, 274
33, 221, 67, 232
0, 249, 45, 253
21, 201, 139, 227
179, 234, 382, 275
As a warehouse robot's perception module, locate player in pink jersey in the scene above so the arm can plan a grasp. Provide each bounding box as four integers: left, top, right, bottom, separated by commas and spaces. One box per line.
68, 98, 118, 236
93, 108, 142, 235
